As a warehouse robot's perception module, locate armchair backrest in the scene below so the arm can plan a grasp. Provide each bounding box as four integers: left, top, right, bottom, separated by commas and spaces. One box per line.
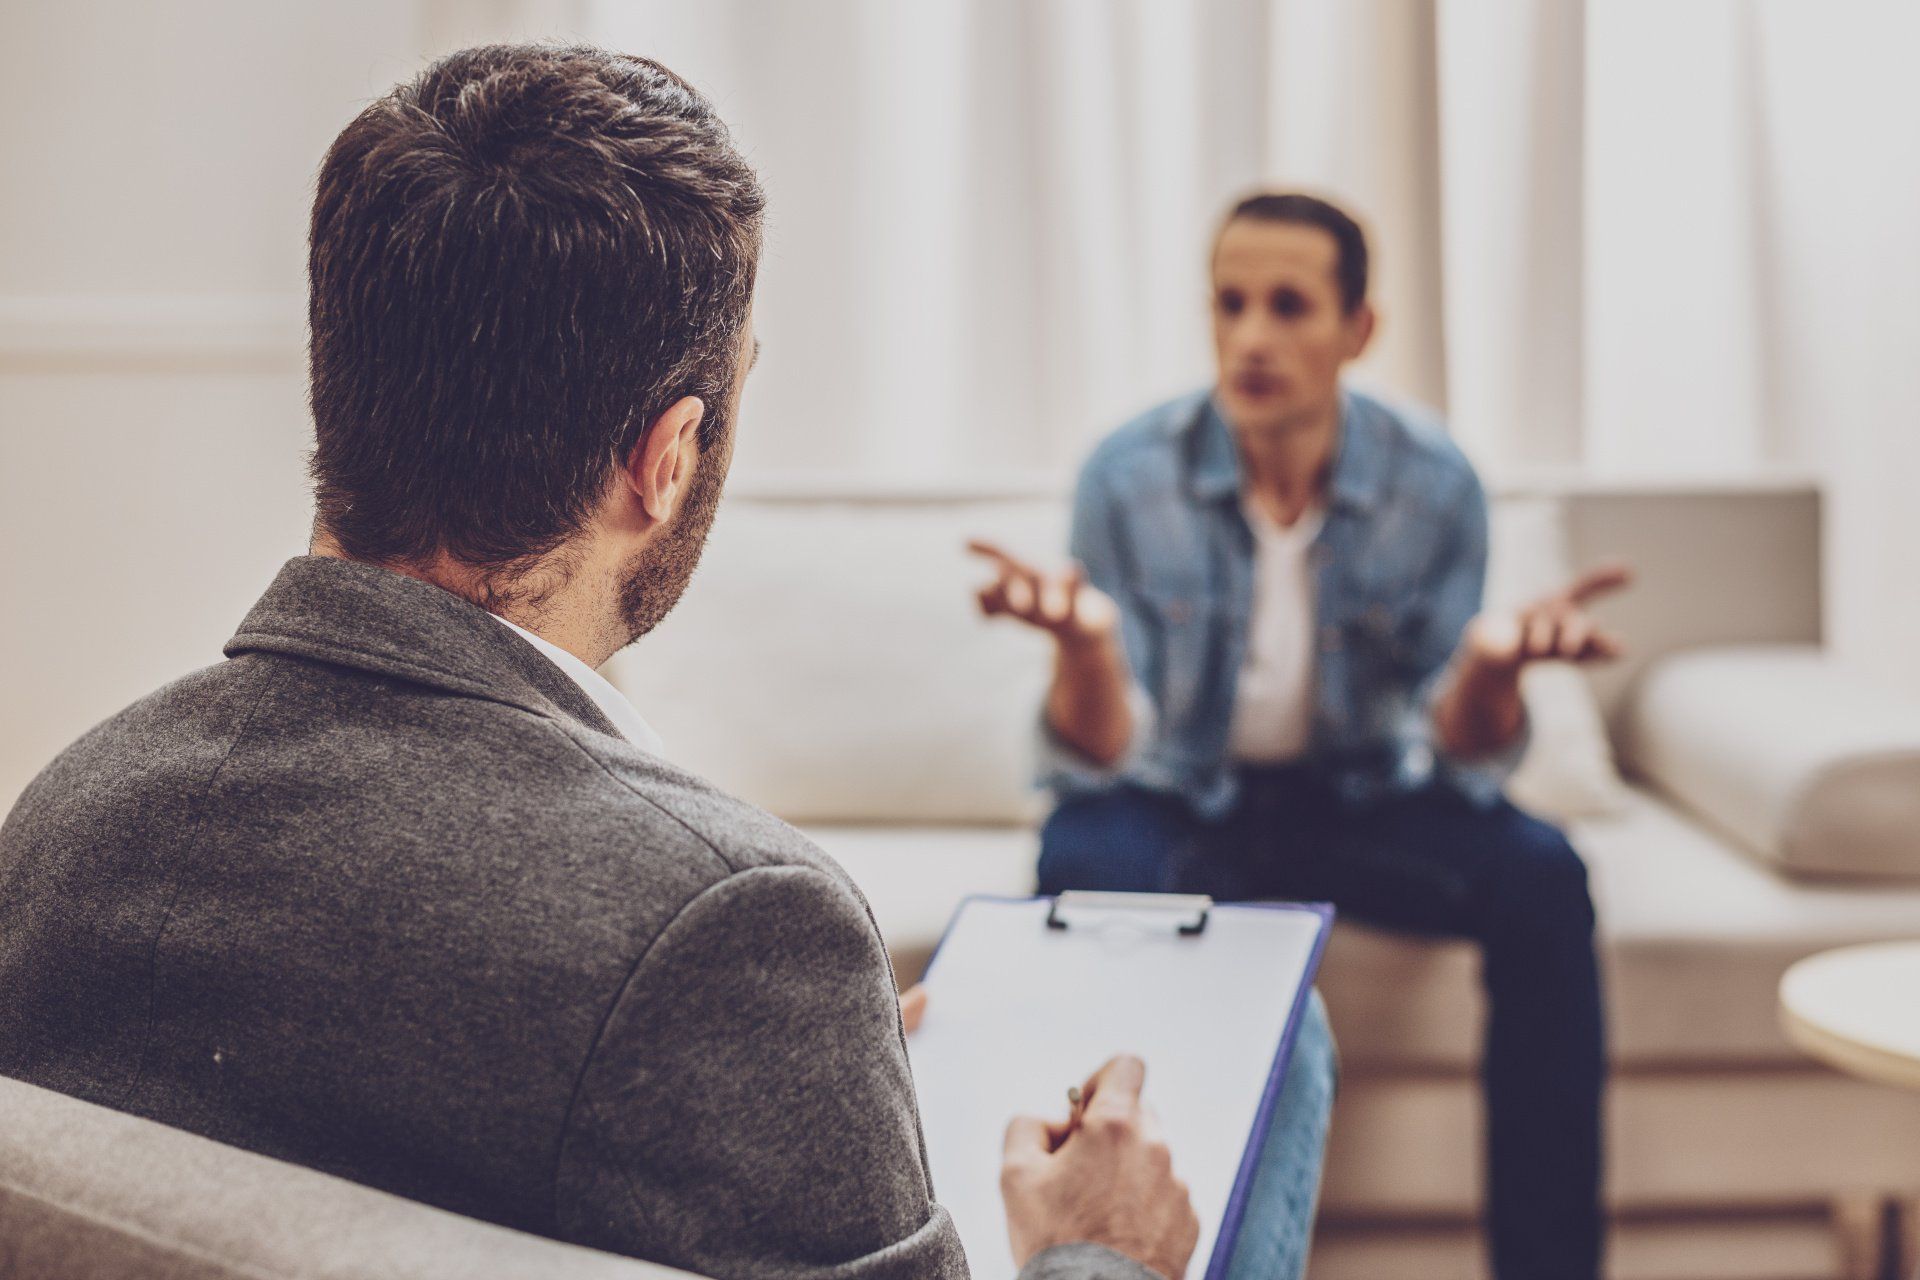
0, 1075, 695, 1280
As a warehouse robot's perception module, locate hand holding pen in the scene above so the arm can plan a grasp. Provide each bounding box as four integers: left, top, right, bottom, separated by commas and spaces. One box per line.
1002, 1054, 1200, 1277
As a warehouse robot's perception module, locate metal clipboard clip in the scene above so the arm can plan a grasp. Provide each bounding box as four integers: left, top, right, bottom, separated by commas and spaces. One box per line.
1044, 891, 1213, 937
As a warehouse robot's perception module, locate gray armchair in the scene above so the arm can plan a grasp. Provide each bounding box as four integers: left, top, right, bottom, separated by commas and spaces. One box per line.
0, 1074, 694, 1280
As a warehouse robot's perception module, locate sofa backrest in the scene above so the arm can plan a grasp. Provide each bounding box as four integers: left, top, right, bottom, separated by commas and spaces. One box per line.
0, 1074, 691, 1280
1552, 483, 1822, 730
606, 482, 1820, 824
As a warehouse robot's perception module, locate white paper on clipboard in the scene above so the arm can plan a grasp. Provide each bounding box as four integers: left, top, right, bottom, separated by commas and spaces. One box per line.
906, 892, 1331, 1280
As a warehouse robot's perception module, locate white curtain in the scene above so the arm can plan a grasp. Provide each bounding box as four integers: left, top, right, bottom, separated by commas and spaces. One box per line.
581, 0, 1878, 478
1436, 0, 1920, 689
1741, 2, 1920, 695
590, 0, 1467, 484
590, 0, 1920, 690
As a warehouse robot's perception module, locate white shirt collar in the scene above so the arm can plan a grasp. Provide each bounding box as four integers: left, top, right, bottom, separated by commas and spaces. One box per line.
489, 614, 666, 758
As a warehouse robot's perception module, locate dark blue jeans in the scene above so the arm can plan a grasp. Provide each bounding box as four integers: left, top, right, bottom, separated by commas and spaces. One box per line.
1039, 768, 1605, 1280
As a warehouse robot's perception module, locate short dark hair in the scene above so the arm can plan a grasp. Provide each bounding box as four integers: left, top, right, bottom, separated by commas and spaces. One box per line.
1218, 192, 1369, 313
307, 44, 765, 571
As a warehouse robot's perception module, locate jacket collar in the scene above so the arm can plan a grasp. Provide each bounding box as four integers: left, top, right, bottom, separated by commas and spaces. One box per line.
1187, 387, 1386, 515
225, 556, 622, 738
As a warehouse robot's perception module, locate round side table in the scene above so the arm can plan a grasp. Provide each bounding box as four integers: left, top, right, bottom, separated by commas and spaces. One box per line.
1782, 941, 1920, 1092
1780, 941, 1920, 1279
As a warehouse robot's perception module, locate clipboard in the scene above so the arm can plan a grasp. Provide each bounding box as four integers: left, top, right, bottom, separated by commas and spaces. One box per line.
907, 892, 1333, 1280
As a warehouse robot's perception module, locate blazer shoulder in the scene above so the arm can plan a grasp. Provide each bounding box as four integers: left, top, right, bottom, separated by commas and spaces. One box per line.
2, 655, 278, 853
595, 749, 847, 867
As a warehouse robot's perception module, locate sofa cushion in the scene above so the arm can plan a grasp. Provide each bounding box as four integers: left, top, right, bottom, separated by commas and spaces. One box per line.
608, 499, 1059, 826
808, 786, 1920, 1070
1623, 645, 1920, 880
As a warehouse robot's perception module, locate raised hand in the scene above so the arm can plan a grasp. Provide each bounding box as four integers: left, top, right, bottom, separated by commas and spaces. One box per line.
1465, 562, 1633, 673
967, 537, 1136, 767
1437, 561, 1634, 760
967, 540, 1120, 649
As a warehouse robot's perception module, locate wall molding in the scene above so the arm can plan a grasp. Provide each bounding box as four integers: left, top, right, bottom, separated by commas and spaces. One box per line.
722, 469, 1823, 505
0, 292, 1827, 505
0, 294, 305, 369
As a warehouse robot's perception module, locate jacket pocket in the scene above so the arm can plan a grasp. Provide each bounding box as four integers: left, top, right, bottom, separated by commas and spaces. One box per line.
1136, 585, 1231, 728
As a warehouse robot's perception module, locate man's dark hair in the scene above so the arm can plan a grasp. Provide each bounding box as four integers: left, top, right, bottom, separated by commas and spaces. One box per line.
308, 44, 765, 572
1219, 192, 1369, 314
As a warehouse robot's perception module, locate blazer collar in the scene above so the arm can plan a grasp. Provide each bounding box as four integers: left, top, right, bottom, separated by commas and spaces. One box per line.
1187, 387, 1385, 515
225, 556, 622, 738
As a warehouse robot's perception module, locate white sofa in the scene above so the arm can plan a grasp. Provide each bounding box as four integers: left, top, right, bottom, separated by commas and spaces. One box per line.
609, 480, 1920, 1280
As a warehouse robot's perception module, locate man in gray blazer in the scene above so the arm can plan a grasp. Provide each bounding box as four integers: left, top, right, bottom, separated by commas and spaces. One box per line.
0, 44, 1211, 1280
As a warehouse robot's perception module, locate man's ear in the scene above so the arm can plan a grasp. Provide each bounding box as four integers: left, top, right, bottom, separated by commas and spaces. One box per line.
623, 396, 706, 525
1345, 302, 1378, 361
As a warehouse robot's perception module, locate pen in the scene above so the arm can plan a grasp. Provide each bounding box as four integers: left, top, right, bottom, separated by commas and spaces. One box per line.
1054, 1083, 1089, 1151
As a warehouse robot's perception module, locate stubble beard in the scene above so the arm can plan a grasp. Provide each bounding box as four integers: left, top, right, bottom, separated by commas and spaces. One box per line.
614, 426, 733, 647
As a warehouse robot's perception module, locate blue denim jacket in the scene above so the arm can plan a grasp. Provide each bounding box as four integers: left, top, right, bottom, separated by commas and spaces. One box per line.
1042, 387, 1523, 819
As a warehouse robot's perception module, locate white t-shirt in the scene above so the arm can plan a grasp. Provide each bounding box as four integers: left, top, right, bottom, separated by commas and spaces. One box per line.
1226, 498, 1324, 764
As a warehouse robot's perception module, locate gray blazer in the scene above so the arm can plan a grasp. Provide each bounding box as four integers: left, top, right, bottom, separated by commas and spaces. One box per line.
0, 557, 1148, 1280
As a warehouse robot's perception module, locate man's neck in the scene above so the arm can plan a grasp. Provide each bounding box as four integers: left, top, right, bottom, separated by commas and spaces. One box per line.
1233, 397, 1342, 526
308, 534, 622, 668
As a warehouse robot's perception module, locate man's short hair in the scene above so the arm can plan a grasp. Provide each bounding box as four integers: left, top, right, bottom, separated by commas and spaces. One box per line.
1219, 192, 1369, 314
308, 44, 766, 570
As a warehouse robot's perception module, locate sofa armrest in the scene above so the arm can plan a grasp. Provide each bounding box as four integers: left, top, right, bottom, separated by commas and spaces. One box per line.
1619, 645, 1920, 881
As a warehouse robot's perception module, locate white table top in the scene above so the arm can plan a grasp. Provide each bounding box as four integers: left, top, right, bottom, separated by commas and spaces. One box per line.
1780, 941, 1920, 1091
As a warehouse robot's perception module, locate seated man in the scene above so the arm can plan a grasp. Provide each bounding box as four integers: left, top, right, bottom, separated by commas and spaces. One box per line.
973, 193, 1627, 1280
0, 44, 1317, 1280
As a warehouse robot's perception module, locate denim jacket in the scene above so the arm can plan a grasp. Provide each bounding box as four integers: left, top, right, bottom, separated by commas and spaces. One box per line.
1041, 387, 1524, 819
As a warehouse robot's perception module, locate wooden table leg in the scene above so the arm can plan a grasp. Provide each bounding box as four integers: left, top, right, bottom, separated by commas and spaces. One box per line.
1831, 1191, 1888, 1280
1894, 1192, 1920, 1280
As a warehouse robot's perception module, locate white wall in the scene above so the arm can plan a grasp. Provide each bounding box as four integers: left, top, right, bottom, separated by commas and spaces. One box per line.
1751, 2, 1920, 697
0, 1, 588, 807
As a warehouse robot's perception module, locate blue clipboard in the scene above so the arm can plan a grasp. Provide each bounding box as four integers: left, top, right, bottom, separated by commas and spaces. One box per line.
908, 891, 1335, 1280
